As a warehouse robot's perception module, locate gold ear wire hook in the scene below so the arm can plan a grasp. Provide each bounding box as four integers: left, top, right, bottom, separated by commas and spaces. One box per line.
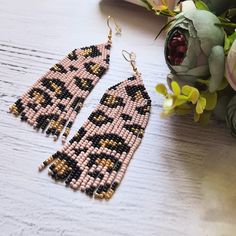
107, 16, 122, 43
122, 50, 140, 76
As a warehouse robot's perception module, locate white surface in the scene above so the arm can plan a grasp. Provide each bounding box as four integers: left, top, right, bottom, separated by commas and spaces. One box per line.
0, 0, 236, 235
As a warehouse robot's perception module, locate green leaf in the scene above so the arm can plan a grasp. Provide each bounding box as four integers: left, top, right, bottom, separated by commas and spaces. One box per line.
201, 92, 217, 111
224, 34, 231, 53
224, 32, 236, 54
139, 0, 153, 11
194, 0, 209, 11
227, 8, 236, 19
215, 22, 236, 29
218, 77, 229, 91
199, 111, 212, 126
155, 19, 175, 40
218, 16, 231, 24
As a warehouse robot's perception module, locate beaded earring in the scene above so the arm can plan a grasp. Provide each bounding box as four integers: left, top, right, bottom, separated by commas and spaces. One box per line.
9, 16, 121, 143
38, 50, 152, 200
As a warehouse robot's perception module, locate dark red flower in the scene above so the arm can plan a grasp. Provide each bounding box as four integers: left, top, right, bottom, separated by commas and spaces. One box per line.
166, 29, 188, 66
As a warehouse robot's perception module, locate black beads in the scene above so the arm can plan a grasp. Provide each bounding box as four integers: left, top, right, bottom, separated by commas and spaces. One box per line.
80, 45, 102, 58
87, 133, 130, 154
88, 110, 113, 126
136, 103, 151, 115
50, 64, 67, 74
120, 113, 132, 121
42, 78, 73, 99
69, 127, 87, 144
29, 88, 52, 107
69, 65, 79, 72
100, 94, 125, 108
74, 77, 94, 91
105, 43, 111, 50
68, 49, 78, 60
125, 84, 150, 101
84, 62, 106, 77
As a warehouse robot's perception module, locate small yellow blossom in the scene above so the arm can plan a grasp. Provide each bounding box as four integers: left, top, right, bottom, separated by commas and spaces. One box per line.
156, 81, 217, 123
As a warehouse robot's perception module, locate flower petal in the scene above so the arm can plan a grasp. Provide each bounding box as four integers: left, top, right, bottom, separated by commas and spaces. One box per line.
156, 83, 167, 96
171, 81, 181, 95
188, 89, 200, 104
182, 85, 192, 96
182, 85, 200, 104
225, 40, 236, 91
174, 95, 188, 107
196, 96, 206, 114
163, 97, 174, 109
208, 46, 225, 92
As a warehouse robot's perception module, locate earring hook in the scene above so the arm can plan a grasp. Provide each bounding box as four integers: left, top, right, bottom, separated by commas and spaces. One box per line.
107, 16, 122, 43
122, 50, 140, 76
122, 50, 136, 62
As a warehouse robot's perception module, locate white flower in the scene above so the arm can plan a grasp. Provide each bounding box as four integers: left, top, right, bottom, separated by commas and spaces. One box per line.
225, 39, 236, 91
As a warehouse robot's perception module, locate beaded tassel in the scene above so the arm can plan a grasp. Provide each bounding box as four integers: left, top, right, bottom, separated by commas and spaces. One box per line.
9, 43, 111, 142
39, 75, 151, 200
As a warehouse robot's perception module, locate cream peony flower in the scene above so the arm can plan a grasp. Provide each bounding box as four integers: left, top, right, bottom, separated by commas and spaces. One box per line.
225, 39, 236, 91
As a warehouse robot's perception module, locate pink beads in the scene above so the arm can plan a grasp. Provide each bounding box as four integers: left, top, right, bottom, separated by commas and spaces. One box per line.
9, 43, 111, 142
38, 71, 151, 200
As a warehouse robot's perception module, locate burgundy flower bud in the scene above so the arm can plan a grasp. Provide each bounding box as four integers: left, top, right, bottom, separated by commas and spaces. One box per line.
166, 29, 188, 66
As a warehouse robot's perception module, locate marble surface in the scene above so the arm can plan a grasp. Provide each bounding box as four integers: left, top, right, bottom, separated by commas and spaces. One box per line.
0, 0, 236, 235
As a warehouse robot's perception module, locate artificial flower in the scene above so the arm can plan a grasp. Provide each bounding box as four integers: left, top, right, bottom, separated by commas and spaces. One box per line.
140, 0, 178, 17
225, 39, 236, 91
165, 9, 225, 92
156, 80, 217, 122
226, 95, 236, 137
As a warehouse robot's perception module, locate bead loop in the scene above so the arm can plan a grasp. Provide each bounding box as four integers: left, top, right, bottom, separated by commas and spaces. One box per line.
122, 50, 140, 76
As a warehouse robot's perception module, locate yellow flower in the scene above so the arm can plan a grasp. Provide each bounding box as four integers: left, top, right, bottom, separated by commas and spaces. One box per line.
150, 0, 176, 17
156, 81, 217, 122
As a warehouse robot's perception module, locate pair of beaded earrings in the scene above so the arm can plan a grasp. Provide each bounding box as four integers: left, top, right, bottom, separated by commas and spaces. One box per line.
9, 16, 152, 200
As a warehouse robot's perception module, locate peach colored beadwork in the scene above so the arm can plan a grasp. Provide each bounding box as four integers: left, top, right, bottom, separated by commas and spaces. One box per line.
9, 43, 111, 142
39, 75, 151, 200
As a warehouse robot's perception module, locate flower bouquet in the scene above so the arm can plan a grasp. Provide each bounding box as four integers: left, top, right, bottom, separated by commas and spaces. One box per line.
142, 0, 236, 137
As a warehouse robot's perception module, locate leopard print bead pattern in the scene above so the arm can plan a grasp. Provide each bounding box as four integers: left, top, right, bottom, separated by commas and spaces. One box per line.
39, 75, 151, 200
9, 43, 111, 142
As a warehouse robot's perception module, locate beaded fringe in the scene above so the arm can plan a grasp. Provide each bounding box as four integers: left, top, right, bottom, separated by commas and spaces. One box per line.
39, 75, 151, 200
9, 43, 111, 142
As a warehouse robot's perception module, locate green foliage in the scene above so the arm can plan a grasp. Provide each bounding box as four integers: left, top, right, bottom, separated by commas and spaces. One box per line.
215, 22, 236, 29
193, 0, 209, 11
224, 32, 236, 54
139, 0, 153, 11
227, 8, 236, 19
